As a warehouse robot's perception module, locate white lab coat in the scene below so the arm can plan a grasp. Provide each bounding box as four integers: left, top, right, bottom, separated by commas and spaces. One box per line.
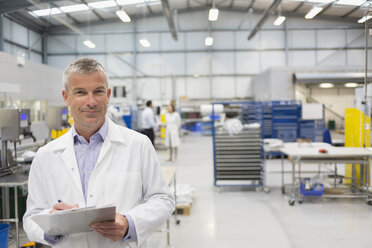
165, 112, 181, 148
23, 119, 175, 248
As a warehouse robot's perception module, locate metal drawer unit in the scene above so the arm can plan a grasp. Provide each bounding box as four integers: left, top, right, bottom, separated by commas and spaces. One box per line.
214, 127, 262, 184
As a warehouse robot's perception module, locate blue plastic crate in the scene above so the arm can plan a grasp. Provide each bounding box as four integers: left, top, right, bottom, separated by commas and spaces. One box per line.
300, 180, 324, 196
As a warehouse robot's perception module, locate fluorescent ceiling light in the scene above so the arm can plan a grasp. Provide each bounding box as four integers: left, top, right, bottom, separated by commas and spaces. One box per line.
205, 36, 213, 46
336, 0, 366, 6
274, 16, 286, 26
60, 4, 89, 13
116, 0, 159, 5
139, 39, 151, 48
32, 8, 61, 17
305, 6, 323, 19
291, 0, 364, 6
29, 0, 160, 17
83, 40, 96, 49
208, 8, 219, 21
87, 1, 117, 9
116, 9, 131, 22
319, 83, 334, 88
345, 83, 359, 88
358, 15, 372, 23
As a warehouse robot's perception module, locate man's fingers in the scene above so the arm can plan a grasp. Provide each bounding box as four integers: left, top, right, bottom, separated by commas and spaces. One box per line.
52, 202, 79, 210
92, 227, 124, 241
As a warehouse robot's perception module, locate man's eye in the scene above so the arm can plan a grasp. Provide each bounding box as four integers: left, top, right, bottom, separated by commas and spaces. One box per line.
95, 90, 105, 94
75, 91, 86, 95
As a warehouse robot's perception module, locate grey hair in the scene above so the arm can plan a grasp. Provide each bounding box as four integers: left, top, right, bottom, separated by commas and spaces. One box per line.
63, 57, 108, 90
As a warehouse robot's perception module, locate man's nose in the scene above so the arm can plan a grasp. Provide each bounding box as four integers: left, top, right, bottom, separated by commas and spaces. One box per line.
87, 92, 97, 106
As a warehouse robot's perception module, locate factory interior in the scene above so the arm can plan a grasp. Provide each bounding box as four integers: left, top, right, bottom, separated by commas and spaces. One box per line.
0, 0, 372, 247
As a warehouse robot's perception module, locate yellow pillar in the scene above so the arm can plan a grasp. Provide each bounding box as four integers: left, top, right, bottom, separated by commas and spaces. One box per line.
344, 108, 370, 186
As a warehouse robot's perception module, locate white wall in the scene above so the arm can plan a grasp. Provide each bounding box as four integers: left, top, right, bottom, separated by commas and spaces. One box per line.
36, 10, 366, 103
0, 51, 64, 106
3, 17, 43, 64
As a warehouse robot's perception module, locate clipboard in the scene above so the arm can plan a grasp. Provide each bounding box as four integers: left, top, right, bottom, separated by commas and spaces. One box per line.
32, 205, 116, 236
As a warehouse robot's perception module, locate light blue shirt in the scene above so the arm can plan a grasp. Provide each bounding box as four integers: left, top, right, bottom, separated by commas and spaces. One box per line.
44, 119, 136, 245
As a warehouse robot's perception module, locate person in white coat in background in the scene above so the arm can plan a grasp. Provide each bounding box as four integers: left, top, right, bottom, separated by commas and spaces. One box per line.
23, 57, 175, 248
165, 104, 181, 162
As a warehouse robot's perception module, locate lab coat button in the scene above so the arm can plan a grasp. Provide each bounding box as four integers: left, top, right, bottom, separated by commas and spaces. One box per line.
90, 194, 93, 198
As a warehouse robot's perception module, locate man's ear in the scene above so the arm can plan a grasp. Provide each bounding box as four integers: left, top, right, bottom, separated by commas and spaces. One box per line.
62, 90, 69, 106
107, 88, 111, 104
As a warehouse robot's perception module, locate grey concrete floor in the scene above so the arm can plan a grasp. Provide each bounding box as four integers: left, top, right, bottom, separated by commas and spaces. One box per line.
149, 133, 372, 248
10, 133, 372, 248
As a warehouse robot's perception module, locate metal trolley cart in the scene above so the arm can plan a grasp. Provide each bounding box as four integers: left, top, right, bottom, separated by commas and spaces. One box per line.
280, 145, 372, 206
212, 102, 267, 191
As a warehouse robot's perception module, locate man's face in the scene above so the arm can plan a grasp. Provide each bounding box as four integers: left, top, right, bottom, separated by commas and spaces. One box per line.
62, 71, 111, 132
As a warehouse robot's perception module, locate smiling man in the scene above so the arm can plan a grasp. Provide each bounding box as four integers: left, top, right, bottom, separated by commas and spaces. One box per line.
23, 58, 175, 248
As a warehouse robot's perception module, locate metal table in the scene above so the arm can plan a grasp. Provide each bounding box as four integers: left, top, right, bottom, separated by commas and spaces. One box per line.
280, 145, 372, 206
0, 173, 28, 248
161, 166, 179, 248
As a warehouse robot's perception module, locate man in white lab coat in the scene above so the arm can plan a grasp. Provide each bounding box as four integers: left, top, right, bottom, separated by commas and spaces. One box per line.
23, 58, 175, 248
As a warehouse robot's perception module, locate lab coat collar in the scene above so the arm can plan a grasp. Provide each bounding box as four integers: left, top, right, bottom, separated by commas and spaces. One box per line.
52, 118, 125, 151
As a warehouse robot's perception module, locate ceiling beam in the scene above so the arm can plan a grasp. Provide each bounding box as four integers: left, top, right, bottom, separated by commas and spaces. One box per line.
5, 12, 47, 33
81, 0, 104, 21
291, 1, 304, 14
317, 1, 335, 17
342, 5, 360, 18
160, 0, 178, 41
237, 0, 256, 29
247, 0, 282, 40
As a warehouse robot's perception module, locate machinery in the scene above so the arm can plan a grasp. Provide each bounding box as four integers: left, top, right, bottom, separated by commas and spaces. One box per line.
47, 106, 70, 140
0, 109, 35, 175
47, 106, 69, 130
0, 108, 35, 222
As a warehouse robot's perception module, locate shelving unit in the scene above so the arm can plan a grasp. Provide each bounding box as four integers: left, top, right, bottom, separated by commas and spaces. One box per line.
212, 102, 264, 188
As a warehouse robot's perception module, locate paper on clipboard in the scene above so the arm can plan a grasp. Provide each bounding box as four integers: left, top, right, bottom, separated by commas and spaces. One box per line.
31, 205, 116, 236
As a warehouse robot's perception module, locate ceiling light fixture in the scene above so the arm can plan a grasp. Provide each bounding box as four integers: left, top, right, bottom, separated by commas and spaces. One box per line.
83, 40, 96, 49
139, 38, 151, 48
209, 8, 219, 21
116, 9, 131, 22
205, 36, 213, 46
345, 83, 359, 88
274, 4, 285, 26
305, 6, 323, 19
274, 16, 286, 25
30, 0, 160, 17
358, 15, 372, 24
208, 0, 219, 21
319, 83, 334, 88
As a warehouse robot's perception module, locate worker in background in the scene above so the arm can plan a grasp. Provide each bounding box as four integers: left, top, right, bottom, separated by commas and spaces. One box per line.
23, 58, 175, 248
141, 100, 156, 146
165, 104, 181, 162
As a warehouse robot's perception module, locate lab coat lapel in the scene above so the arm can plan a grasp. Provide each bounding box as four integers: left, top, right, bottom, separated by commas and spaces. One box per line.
95, 119, 125, 168
60, 134, 84, 198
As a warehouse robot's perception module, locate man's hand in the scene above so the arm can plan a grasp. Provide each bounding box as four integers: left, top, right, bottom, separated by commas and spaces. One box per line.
50, 202, 79, 213
90, 213, 129, 241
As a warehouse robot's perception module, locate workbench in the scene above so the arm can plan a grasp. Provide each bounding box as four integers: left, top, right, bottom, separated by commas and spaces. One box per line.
0, 172, 28, 248
161, 165, 179, 247
280, 143, 372, 206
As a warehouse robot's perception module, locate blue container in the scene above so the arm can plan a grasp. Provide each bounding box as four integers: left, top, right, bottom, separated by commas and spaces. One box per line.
0, 223, 10, 248
300, 180, 324, 196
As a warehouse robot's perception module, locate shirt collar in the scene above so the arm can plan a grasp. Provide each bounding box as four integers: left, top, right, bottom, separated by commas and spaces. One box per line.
72, 118, 108, 143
